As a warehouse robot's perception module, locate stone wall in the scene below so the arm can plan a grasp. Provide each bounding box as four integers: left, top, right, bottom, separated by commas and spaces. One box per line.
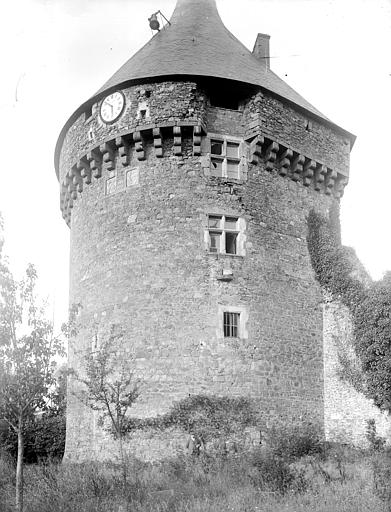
323, 298, 391, 446
60, 79, 350, 461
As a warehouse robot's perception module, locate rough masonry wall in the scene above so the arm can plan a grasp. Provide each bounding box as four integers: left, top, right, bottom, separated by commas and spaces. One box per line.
59, 80, 207, 181
243, 92, 350, 176
323, 299, 391, 446
61, 81, 349, 461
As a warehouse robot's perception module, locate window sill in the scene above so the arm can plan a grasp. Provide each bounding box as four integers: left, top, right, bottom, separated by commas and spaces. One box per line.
207, 252, 244, 259
209, 176, 246, 185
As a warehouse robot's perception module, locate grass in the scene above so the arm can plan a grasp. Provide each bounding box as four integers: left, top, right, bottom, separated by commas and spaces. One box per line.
0, 445, 389, 512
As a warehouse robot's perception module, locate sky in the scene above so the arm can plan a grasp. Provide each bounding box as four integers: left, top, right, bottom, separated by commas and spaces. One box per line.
0, 0, 390, 327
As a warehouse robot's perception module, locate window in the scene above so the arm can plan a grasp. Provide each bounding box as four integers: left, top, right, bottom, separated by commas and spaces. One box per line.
208, 215, 239, 255
210, 137, 243, 179
223, 312, 240, 337
218, 305, 248, 340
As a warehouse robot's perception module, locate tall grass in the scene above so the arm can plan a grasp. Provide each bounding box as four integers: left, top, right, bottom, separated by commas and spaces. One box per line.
0, 446, 388, 512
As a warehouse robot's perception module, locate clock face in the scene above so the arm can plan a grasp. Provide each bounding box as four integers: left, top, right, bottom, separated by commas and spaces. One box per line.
100, 92, 125, 123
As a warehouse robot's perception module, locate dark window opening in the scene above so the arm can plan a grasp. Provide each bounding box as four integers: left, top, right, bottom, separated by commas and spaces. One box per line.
211, 140, 223, 155
225, 232, 238, 254
224, 312, 240, 338
139, 109, 147, 120
145, 90, 152, 98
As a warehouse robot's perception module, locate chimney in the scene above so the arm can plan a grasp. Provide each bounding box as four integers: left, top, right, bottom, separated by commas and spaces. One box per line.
252, 33, 270, 70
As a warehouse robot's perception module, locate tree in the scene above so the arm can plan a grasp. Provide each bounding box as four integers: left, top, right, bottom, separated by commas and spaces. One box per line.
0, 217, 64, 511
75, 324, 141, 488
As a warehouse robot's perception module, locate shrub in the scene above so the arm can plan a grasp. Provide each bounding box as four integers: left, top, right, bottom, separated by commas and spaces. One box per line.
250, 448, 307, 494
366, 419, 386, 452
265, 422, 323, 462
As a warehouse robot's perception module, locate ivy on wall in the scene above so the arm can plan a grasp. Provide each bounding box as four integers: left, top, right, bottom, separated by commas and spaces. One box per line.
123, 395, 259, 442
307, 207, 391, 413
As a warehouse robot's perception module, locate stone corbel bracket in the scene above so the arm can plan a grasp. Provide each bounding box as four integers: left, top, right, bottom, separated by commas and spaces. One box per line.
60, 121, 206, 226
246, 132, 348, 199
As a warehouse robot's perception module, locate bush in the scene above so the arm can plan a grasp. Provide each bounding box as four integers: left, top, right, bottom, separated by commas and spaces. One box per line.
0, 413, 65, 463
366, 419, 386, 452
265, 422, 323, 462
250, 448, 307, 493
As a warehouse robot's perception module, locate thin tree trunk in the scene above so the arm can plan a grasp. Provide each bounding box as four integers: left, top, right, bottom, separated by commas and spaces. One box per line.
119, 434, 127, 490
15, 418, 24, 512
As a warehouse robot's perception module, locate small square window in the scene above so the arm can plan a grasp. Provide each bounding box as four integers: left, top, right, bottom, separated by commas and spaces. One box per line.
226, 142, 239, 158
225, 217, 238, 230
211, 140, 224, 155
207, 215, 242, 255
208, 216, 222, 229
209, 136, 244, 179
211, 158, 223, 177
226, 160, 240, 179
209, 232, 221, 253
223, 312, 240, 338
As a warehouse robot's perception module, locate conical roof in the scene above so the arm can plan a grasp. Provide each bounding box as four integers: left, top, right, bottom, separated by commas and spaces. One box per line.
96, 0, 326, 120
55, 0, 355, 176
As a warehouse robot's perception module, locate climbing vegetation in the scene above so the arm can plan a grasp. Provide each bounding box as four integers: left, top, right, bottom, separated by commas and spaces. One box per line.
307, 206, 391, 413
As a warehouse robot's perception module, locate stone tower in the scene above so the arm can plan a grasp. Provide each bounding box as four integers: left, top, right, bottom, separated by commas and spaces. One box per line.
55, 0, 355, 460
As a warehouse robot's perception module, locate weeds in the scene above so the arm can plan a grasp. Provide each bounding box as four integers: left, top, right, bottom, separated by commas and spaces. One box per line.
0, 428, 388, 512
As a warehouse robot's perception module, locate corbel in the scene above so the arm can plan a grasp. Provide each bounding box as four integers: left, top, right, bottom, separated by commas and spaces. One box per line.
249, 135, 264, 165
277, 148, 293, 177
334, 175, 349, 198
86, 148, 102, 179
100, 141, 116, 171
193, 125, 202, 156
134, 131, 145, 161
303, 159, 316, 187
314, 164, 327, 191
324, 168, 337, 195
173, 126, 182, 156
153, 127, 163, 158
76, 157, 91, 185
71, 164, 83, 194
264, 141, 279, 171
60, 187, 67, 214
291, 154, 305, 182
115, 135, 131, 166
66, 170, 77, 201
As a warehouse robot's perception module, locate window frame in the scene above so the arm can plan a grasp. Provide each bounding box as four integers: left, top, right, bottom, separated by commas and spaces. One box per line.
217, 305, 248, 340
208, 134, 246, 180
223, 311, 240, 338
206, 214, 246, 257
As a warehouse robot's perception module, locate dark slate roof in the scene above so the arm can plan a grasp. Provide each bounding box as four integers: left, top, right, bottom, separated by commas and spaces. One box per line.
54, 0, 355, 176
96, 0, 327, 120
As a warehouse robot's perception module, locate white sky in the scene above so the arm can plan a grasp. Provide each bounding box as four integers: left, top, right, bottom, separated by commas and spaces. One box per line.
0, 0, 390, 327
